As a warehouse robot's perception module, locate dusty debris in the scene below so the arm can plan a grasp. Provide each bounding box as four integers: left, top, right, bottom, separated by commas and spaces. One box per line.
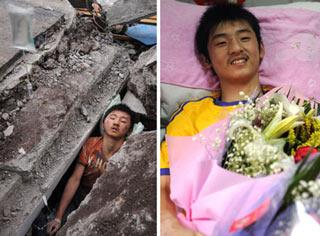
80, 105, 88, 117
18, 147, 26, 155
3, 125, 14, 137
108, 0, 156, 26
1, 113, 9, 121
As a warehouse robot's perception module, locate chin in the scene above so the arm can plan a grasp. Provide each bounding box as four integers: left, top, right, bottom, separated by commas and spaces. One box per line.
230, 71, 258, 83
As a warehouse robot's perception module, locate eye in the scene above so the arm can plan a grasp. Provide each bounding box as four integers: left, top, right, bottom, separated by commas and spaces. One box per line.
241, 37, 251, 42
215, 41, 226, 47
120, 120, 128, 124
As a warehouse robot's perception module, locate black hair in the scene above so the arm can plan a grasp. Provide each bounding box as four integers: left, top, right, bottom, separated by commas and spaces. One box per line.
102, 103, 135, 132
195, 3, 262, 73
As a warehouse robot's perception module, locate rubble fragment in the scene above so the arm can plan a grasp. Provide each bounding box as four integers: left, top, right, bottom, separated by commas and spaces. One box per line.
18, 147, 26, 155
1, 113, 9, 121
108, 0, 156, 26
3, 125, 14, 137
128, 46, 157, 120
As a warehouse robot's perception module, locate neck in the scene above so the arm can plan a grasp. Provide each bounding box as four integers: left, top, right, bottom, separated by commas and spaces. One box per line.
102, 134, 125, 159
219, 78, 261, 102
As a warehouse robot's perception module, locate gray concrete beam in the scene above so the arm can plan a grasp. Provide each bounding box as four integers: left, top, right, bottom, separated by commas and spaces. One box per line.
107, 0, 156, 26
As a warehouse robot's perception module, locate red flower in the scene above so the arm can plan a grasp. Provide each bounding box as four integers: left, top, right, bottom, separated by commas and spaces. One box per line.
294, 146, 318, 163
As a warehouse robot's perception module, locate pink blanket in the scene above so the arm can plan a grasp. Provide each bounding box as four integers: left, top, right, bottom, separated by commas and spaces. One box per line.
161, 0, 320, 100
166, 119, 288, 235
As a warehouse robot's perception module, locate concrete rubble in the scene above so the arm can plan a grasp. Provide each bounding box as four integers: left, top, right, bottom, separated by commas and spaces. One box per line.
0, 0, 74, 78
107, 0, 157, 26
128, 45, 157, 121
0, 0, 157, 235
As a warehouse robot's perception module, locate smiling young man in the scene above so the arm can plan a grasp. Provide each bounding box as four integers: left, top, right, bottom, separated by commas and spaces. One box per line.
161, 4, 265, 236
46, 104, 134, 235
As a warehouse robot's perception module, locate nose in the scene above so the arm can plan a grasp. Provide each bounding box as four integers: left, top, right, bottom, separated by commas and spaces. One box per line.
113, 118, 120, 125
228, 38, 242, 55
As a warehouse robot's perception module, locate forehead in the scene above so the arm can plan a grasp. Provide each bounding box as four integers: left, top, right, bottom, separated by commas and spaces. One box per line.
210, 20, 254, 36
107, 110, 130, 119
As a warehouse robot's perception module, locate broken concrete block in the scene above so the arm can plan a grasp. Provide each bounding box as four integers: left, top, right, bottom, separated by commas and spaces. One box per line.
0, 171, 21, 211
57, 131, 156, 236
108, 0, 156, 26
80, 105, 88, 117
128, 46, 156, 120
18, 147, 26, 155
3, 125, 14, 137
1, 113, 9, 121
122, 90, 147, 115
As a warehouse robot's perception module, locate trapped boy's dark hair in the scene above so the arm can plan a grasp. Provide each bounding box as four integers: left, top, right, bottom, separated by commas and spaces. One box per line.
102, 103, 135, 132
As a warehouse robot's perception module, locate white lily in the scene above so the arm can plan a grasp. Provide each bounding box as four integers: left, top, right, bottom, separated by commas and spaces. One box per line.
263, 102, 284, 138
263, 102, 304, 140
267, 138, 286, 152
270, 93, 304, 116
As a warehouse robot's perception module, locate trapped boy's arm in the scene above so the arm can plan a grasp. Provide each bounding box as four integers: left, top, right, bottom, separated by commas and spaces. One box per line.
47, 163, 85, 235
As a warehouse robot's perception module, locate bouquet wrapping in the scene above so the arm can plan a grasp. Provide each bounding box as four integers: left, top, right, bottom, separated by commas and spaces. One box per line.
167, 120, 292, 235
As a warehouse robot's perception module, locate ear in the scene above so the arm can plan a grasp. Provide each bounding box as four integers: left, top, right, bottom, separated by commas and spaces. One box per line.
199, 55, 212, 70
259, 42, 265, 62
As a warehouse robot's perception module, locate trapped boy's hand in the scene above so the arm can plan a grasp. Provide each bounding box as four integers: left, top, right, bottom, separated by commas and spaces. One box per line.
47, 218, 61, 235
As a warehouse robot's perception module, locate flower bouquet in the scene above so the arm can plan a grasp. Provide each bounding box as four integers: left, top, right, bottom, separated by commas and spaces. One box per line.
224, 90, 320, 177
215, 90, 320, 235
166, 87, 320, 236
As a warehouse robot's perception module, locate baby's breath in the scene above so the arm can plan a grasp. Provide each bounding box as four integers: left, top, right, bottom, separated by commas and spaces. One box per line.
224, 93, 294, 177
291, 179, 320, 201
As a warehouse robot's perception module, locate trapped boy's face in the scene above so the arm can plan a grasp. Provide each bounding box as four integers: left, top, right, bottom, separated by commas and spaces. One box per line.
206, 20, 264, 86
104, 110, 131, 138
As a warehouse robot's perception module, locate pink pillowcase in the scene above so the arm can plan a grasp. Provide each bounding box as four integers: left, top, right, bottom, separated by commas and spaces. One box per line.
161, 0, 320, 100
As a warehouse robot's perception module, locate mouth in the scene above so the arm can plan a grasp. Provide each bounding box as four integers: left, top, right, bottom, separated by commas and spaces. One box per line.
230, 56, 248, 65
111, 127, 119, 132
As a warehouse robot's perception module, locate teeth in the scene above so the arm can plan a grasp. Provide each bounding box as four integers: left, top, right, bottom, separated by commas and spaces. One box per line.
231, 58, 246, 65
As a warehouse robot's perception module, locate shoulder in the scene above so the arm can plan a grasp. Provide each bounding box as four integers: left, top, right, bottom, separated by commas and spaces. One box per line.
166, 96, 216, 136
85, 136, 102, 144
79, 137, 102, 165
170, 96, 215, 122
83, 137, 102, 151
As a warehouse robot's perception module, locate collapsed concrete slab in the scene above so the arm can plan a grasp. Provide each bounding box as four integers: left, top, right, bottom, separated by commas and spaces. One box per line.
128, 45, 156, 120
0, 0, 74, 78
107, 0, 157, 26
57, 131, 156, 236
